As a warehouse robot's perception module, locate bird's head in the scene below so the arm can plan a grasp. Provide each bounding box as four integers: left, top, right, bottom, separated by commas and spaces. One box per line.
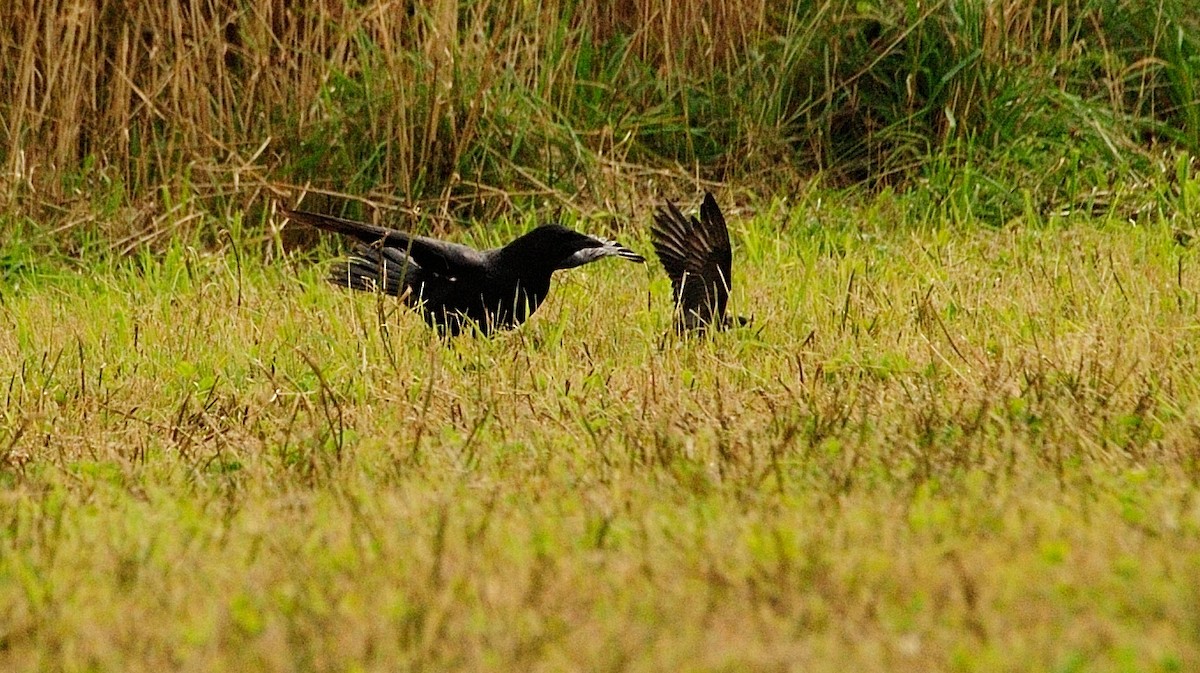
501, 224, 645, 272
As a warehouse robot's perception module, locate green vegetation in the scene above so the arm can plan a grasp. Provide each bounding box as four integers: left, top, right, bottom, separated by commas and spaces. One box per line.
4, 200, 1200, 670
2, 0, 1198, 238
3, 0, 1200, 671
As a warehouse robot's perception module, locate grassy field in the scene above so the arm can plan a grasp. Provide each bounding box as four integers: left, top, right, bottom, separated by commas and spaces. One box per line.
4, 0, 1197, 241
2, 194, 1199, 671
3, 0, 1200, 670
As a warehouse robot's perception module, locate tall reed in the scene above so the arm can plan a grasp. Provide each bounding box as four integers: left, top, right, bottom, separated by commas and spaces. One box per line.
0, 0, 1195, 244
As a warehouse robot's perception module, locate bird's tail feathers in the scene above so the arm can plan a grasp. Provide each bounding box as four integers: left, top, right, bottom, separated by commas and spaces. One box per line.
330, 246, 419, 297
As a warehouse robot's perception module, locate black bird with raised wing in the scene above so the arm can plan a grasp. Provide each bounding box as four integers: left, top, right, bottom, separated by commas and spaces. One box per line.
284, 208, 645, 335
651, 192, 748, 332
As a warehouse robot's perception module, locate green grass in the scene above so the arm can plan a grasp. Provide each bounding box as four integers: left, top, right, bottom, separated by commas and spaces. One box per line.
2, 196, 1199, 671
4, 1, 1198, 242
4, 2, 1198, 668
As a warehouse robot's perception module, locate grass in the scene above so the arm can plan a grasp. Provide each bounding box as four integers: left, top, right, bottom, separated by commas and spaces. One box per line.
3, 1, 1200, 668
2, 194, 1199, 671
2, 1, 1197, 241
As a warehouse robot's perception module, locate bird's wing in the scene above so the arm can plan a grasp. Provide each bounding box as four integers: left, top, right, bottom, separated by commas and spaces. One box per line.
282, 207, 482, 276
651, 192, 732, 325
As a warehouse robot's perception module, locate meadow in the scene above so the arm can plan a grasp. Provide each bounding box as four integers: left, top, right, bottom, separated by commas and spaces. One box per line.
2, 0, 1200, 671
3, 195, 1200, 671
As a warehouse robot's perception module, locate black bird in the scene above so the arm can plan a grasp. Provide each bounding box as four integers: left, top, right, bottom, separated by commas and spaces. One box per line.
283, 207, 645, 335
651, 192, 748, 332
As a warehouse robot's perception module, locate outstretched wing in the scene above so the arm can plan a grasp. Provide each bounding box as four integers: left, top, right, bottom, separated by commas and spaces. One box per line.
650, 192, 732, 329
281, 207, 483, 276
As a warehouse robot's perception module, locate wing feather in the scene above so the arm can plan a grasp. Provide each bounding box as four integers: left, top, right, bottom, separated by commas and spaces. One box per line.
282, 207, 482, 276
650, 192, 733, 329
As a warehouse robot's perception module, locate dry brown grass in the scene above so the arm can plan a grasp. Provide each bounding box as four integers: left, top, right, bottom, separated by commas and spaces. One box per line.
3, 0, 1194, 246
0, 1, 771, 219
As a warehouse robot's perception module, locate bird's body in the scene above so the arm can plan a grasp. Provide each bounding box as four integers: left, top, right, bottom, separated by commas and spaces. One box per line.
283, 208, 644, 335
651, 192, 746, 332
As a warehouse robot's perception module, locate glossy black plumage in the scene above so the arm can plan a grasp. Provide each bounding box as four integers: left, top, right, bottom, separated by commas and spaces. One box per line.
284, 207, 645, 335
651, 192, 745, 331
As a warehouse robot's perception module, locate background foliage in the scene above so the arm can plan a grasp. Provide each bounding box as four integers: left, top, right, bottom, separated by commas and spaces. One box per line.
2, 0, 1198, 247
